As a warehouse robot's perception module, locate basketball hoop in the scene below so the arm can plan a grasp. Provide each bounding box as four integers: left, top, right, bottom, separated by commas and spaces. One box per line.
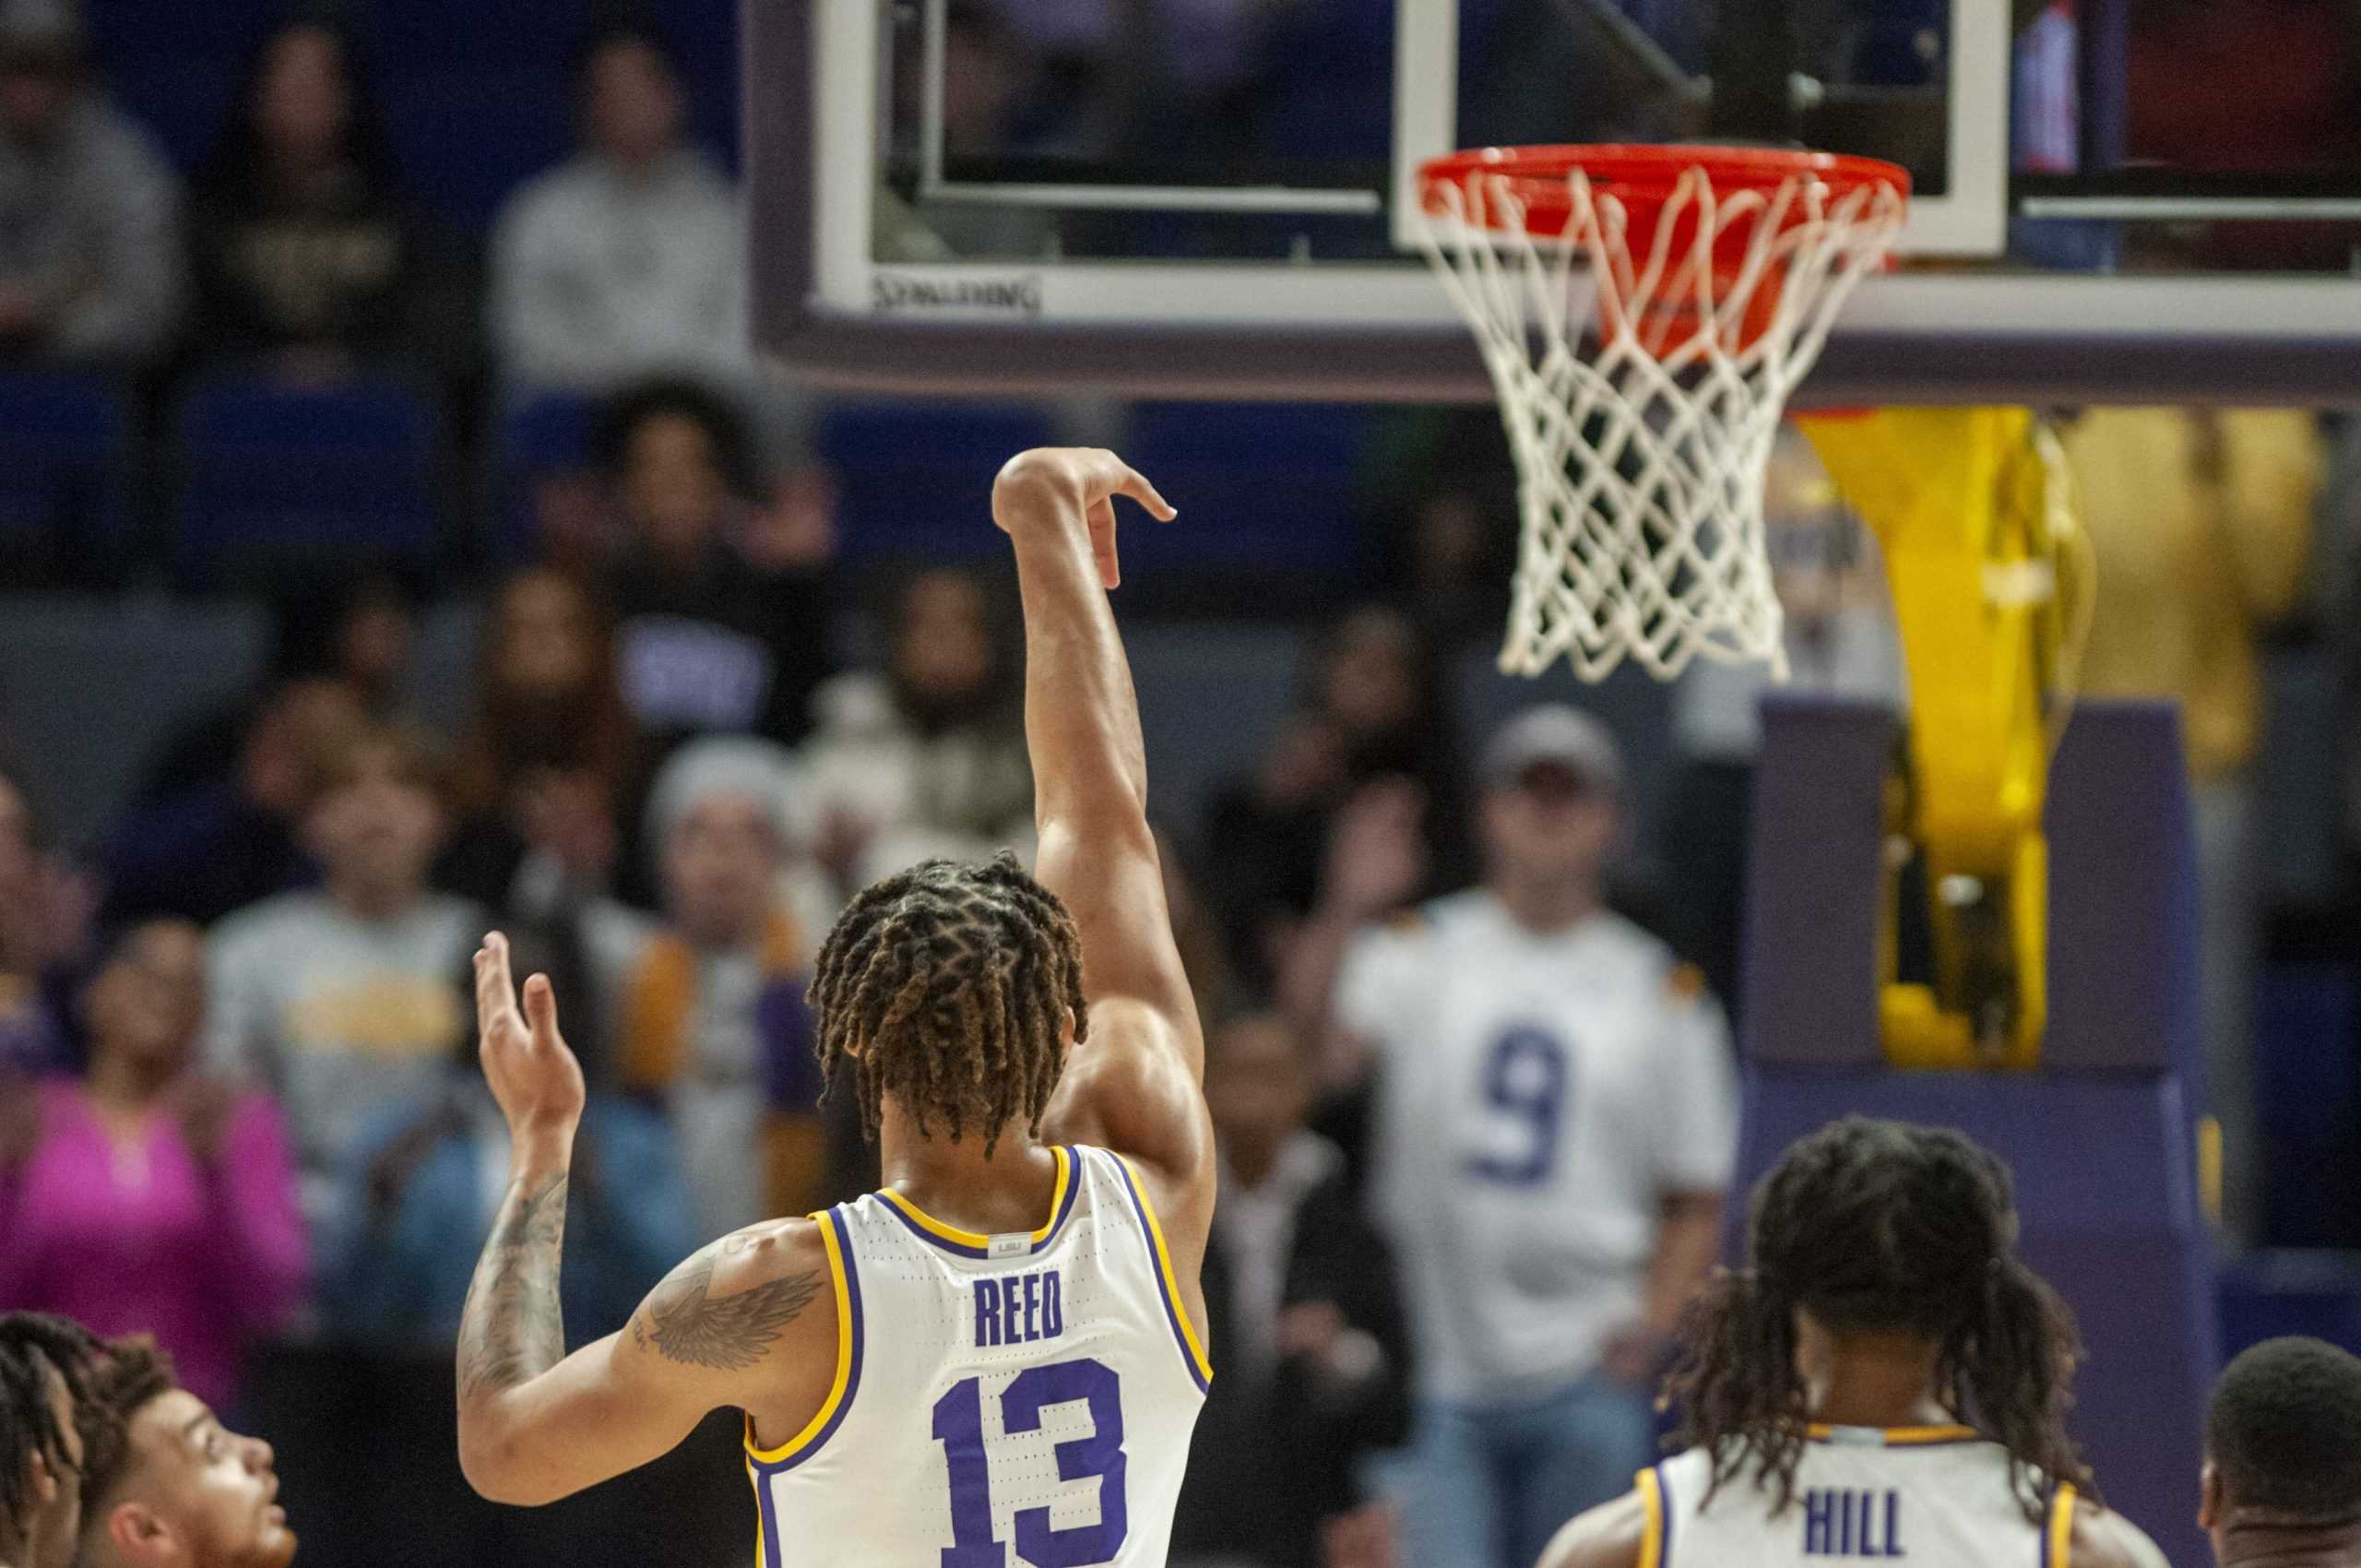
1415, 144, 1909, 680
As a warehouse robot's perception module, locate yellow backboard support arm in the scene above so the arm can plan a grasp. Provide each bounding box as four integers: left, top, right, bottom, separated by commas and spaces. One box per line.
1795, 408, 2089, 1070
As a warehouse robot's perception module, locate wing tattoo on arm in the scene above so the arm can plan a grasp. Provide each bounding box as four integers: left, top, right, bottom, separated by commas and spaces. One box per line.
631, 1258, 825, 1372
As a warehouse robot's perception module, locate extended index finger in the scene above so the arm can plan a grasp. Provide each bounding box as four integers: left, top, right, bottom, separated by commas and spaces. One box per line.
1110, 464, 1176, 521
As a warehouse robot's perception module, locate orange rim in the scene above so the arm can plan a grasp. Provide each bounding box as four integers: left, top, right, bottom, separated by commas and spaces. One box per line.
1418, 142, 1911, 240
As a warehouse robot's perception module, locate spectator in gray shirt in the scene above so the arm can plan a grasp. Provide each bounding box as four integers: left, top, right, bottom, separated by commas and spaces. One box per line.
0, 0, 182, 365
204, 723, 481, 1241
489, 21, 745, 396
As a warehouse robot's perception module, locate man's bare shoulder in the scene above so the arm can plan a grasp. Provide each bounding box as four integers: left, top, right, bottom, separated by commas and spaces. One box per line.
2070, 1502, 2173, 1568
625, 1218, 836, 1376
1536, 1488, 1651, 1568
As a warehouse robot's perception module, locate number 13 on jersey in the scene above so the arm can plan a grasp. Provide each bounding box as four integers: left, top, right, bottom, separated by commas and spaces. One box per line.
932, 1356, 1129, 1567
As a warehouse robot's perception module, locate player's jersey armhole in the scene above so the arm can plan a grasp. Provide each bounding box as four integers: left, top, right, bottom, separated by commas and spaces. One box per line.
744, 1208, 864, 1471
2043, 1483, 2078, 1568
1109, 1150, 1214, 1395
1636, 1465, 1668, 1568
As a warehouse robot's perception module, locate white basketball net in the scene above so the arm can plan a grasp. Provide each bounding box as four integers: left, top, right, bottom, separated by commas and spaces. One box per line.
1417, 160, 1906, 681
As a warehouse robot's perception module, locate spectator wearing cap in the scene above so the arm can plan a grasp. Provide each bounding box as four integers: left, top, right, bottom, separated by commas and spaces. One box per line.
489, 21, 745, 396
595, 737, 826, 1241
0, 918, 305, 1413
200, 724, 481, 1241
0, 0, 183, 364
1291, 705, 1738, 1568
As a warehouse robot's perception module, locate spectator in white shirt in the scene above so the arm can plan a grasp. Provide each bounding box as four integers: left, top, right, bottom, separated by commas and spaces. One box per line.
488, 21, 745, 396
1299, 705, 1738, 1568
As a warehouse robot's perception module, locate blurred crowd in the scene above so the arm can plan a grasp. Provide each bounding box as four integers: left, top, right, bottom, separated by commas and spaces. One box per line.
1, 3, 2360, 1568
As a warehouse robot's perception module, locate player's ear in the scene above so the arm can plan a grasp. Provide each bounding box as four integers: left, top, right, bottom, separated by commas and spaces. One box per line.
1059, 1006, 1076, 1048
106, 1499, 179, 1566
2197, 1460, 2222, 1530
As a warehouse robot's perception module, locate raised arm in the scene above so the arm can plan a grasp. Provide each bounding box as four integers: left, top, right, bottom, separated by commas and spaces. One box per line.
454, 934, 838, 1505
991, 450, 1210, 1201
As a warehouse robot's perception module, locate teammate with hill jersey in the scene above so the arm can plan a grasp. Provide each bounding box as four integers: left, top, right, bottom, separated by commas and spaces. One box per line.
1537, 1118, 2170, 1568
451, 446, 1215, 1568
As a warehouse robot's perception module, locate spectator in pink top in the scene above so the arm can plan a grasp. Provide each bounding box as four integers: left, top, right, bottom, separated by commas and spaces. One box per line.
0, 919, 307, 1413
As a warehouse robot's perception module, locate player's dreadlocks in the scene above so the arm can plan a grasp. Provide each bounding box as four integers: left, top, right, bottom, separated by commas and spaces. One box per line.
0, 1313, 102, 1529
812, 852, 1086, 1156
1667, 1117, 2093, 1523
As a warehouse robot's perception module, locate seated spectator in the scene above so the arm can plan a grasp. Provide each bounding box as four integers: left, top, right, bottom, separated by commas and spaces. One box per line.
0, 0, 182, 366
322, 964, 692, 1350
137, 569, 422, 807
101, 677, 362, 929
1173, 1010, 1411, 1568
1203, 604, 1465, 990
602, 738, 824, 1241
0, 920, 305, 1413
803, 566, 1034, 897
437, 570, 639, 1080
598, 380, 835, 754
440, 568, 637, 914
184, 18, 463, 384
0, 762, 88, 1075
202, 725, 481, 1237
490, 21, 745, 395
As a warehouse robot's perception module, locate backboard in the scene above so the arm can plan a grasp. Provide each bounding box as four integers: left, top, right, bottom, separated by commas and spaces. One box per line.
746, 0, 2361, 402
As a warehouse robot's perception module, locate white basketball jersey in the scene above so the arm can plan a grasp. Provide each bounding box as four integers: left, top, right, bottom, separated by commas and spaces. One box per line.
1336, 894, 1738, 1400
748, 1144, 1211, 1568
1650, 1427, 2078, 1568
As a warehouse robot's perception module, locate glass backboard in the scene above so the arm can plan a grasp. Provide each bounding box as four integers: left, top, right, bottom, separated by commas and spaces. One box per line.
746, 0, 2361, 401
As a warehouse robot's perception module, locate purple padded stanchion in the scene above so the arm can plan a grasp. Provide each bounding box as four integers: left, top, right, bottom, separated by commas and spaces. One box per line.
1739, 695, 1895, 1068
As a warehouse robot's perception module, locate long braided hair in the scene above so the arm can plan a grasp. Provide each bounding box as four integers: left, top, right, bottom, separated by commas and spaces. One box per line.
811, 853, 1086, 1156
0, 1313, 103, 1530
1667, 1117, 2093, 1522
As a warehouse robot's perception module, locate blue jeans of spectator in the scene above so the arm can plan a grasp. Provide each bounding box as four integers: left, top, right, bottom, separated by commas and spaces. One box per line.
1375, 1372, 1655, 1568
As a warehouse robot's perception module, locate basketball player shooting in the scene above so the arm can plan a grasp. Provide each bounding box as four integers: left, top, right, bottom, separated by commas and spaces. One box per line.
453, 448, 1214, 1567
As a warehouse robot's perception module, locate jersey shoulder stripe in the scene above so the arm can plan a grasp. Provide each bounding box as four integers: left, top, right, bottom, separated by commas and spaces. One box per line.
872, 1145, 1081, 1258
1106, 1148, 1214, 1393
1637, 1465, 1667, 1568
2044, 1484, 2078, 1568
744, 1206, 864, 1472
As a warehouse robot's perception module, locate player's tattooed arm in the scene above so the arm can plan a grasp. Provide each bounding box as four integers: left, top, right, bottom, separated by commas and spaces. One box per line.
628, 1252, 823, 1372
457, 1169, 571, 1403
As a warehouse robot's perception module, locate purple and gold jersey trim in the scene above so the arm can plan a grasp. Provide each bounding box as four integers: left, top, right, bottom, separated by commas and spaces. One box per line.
2043, 1484, 2078, 1568
875, 1146, 1079, 1259
1111, 1151, 1213, 1394
1636, 1466, 1666, 1568
1804, 1423, 1982, 1447
746, 1208, 865, 1471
